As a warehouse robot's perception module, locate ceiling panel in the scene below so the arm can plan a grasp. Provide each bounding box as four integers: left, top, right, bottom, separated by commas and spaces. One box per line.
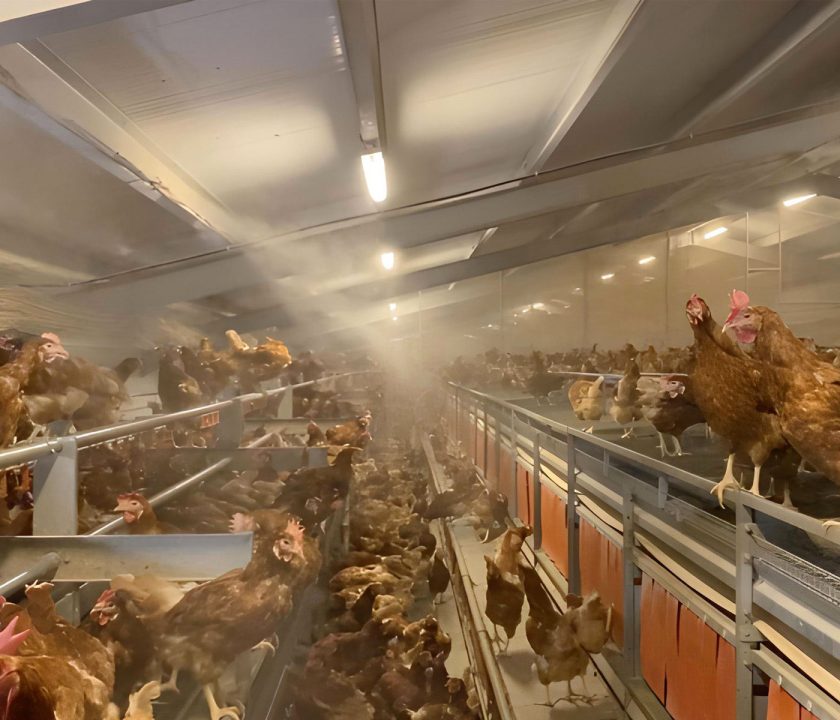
41, 0, 374, 235
377, 0, 619, 206
544, 0, 798, 169
0, 102, 221, 284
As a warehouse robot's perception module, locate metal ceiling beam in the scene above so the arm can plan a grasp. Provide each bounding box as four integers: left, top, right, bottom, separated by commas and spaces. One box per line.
215, 200, 720, 338
337, 0, 387, 152
518, 0, 644, 173
209, 165, 836, 337
61, 99, 840, 311
0, 41, 264, 246
0, 0, 192, 45
670, 0, 840, 140
473, 0, 643, 259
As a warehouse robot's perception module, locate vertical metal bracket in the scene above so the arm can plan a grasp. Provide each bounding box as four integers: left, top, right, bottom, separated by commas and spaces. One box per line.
454, 388, 461, 448
532, 433, 543, 550
33, 436, 77, 536
275, 386, 293, 419
735, 495, 757, 719
657, 475, 669, 509
566, 434, 581, 594
494, 406, 501, 487
510, 408, 518, 519
622, 485, 641, 676
217, 398, 244, 449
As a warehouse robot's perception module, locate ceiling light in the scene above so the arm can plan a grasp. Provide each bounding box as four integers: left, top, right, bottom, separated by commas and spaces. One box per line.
389, 302, 397, 311
532, 302, 545, 309
572, 287, 583, 295
783, 193, 816, 207
380, 251, 395, 270
392, 315, 398, 321
601, 273, 615, 281
521, 307, 531, 313
638, 255, 656, 265
361, 151, 387, 202
703, 227, 727, 240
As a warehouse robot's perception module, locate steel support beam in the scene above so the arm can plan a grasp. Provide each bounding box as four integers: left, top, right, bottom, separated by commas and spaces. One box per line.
519, 0, 644, 172
0, 0, 192, 46
0, 41, 256, 255
75, 97, 840, 318
671, 0, 840, 139
337, 0, 387, 151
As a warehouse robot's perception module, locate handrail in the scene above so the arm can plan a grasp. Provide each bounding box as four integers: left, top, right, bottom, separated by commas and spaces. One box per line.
447, 381, 840, 719
447, 381, 840, 546
0, 370, 377, 470
0, 552, 61, 597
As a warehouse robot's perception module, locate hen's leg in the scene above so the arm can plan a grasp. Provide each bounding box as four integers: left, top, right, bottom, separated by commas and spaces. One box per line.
583, 426, 594, 434
823, 519, 840, 533
656, 432, 669, 458
202, 684, 241, 720
159, 668, 180, 694
781, 484, 797, 510
710, 454, 738, 508
749, 464, 763, 496
671, 436, 690, 457
620, 426, 635, 439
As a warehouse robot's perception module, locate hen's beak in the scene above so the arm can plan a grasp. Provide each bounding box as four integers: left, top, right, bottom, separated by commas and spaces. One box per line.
721, 321, 732, 335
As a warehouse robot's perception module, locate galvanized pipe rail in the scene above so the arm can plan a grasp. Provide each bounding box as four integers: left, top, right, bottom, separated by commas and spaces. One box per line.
0, 370, 375, 470
0, 371, 376, 593
447, 381, 840, 720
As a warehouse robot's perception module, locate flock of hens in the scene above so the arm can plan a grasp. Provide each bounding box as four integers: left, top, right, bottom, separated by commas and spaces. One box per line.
445, 290, 840, 526
0, 385, 378, 720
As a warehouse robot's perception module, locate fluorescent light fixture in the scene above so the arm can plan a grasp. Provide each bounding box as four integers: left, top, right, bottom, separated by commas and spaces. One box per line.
601, 273, 615, 281
532, 302, 545, 309
380, 251, 395, 270
783, 193, 816, 207
392, 315, 398, 321
521, 307, 531, 313
389, 302, 397, 311
703, 227, 727, 240
361, 151, 387, 202
638, 255, 656, 265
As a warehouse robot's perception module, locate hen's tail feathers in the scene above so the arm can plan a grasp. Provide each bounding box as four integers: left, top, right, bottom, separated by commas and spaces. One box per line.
113, 357, 143, 382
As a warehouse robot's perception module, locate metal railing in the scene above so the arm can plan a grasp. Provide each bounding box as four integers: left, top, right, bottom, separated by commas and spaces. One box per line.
447, 381, 840, 720
0, 370, 375, 470
0, 371, 377, 592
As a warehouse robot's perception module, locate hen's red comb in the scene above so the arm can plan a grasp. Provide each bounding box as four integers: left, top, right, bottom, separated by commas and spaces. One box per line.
729, 289, 750, 310
285, 518, 305, 544
725, 289, 750, 325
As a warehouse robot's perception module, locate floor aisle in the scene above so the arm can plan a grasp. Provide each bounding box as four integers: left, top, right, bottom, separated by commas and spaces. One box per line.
449, 522, 626, 720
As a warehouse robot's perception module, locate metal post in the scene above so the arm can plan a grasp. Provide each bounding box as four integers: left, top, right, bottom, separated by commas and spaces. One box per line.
482, 403, 489, 474
622, 485, 641, 675
533, 432, 543, 550
276, 386, 293, 419
33, 436, 78, 536
494, 405, 501, 489
566, 434, 581, 594
735, 495, 758, 720
454, 388, 461, 448
510, 408, 518, 518
217, 398, 244, 449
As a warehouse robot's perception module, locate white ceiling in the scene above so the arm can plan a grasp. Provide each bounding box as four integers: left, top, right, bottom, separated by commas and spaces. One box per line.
0, 0, 839, 353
